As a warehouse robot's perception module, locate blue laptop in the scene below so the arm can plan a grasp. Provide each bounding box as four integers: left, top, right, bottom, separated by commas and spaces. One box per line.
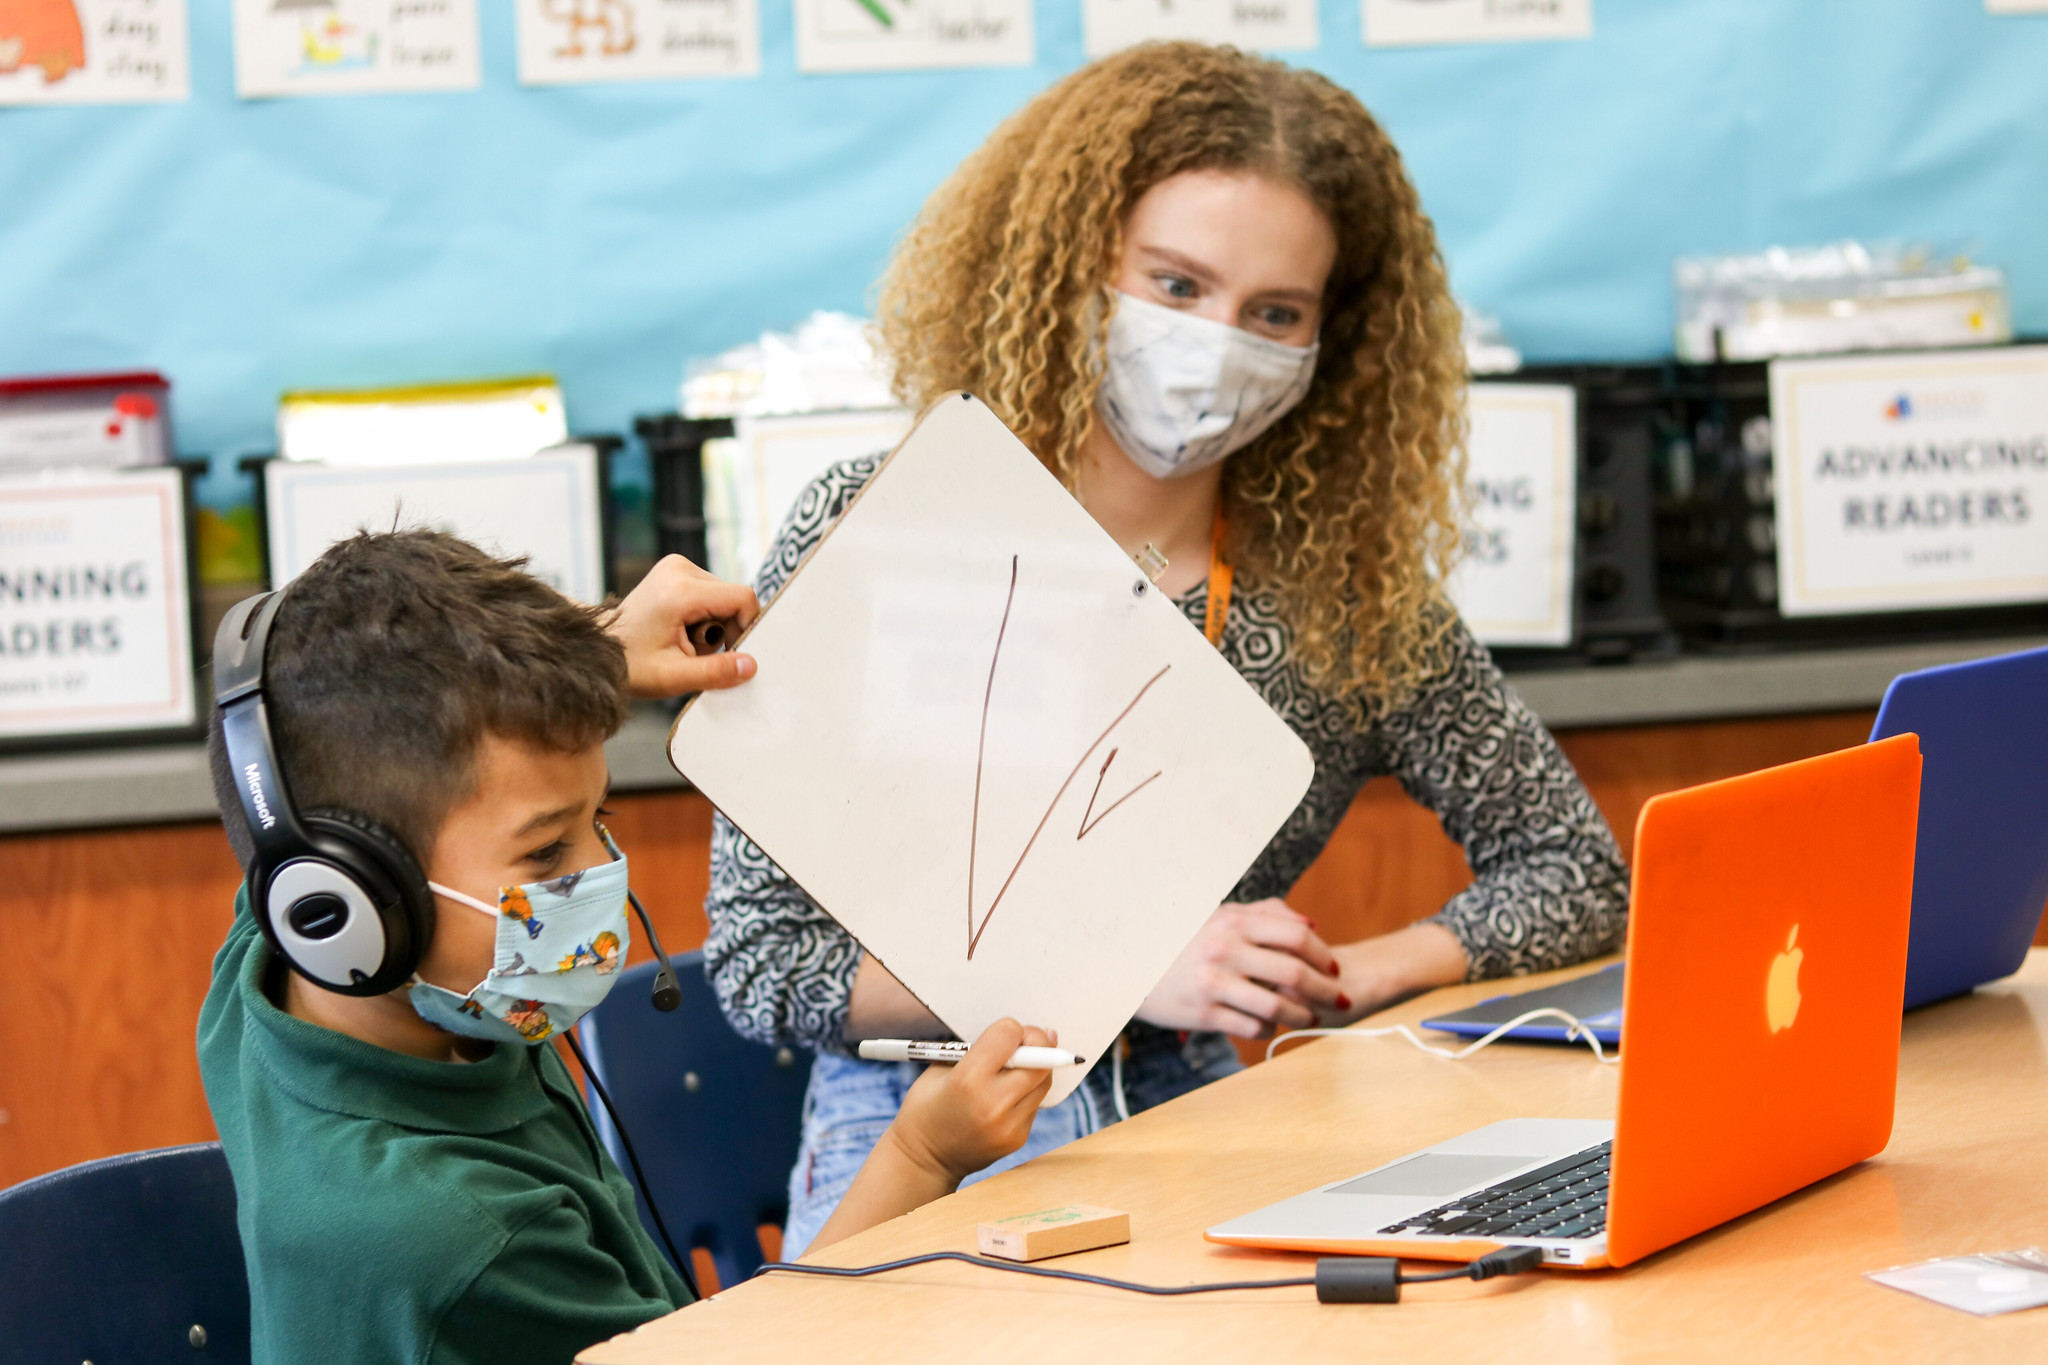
1428, 642, 2048, 1043
1872, 643, 2048, 1009
1421, 961, 1624, 1047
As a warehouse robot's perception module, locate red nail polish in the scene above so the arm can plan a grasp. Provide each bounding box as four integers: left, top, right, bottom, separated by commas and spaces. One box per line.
1336, 994, 1353, 1011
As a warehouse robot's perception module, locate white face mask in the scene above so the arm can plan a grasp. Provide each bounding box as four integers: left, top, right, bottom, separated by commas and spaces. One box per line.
1095, 291, 1319, 480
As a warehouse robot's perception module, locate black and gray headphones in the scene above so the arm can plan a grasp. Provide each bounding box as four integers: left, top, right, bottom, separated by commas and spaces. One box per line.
213, 591, 435, 996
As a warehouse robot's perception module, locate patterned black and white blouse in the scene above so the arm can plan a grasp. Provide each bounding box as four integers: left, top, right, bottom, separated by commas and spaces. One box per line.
704, 455, 1631, 1056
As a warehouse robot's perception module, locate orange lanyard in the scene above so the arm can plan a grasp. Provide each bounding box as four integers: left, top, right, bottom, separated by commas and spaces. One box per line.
1203, 504, 1233, 648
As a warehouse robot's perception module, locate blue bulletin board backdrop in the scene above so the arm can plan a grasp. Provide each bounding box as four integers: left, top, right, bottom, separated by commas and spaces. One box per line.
3, 2, 2046, 510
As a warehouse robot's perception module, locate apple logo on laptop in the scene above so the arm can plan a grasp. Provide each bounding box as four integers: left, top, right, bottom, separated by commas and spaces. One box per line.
1767, 925, 1803, 1033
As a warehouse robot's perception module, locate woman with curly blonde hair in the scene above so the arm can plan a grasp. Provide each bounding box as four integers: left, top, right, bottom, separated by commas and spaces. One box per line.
705, 42, 1628, 1256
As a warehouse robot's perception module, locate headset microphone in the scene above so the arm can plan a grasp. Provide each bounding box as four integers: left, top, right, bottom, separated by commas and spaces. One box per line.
626, 889, 682, 1012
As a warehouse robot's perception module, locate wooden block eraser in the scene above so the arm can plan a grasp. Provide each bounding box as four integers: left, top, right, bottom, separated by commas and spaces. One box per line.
976, 1205, 1131, 1262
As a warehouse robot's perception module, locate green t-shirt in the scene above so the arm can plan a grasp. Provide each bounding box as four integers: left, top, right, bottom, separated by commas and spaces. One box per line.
197, 892, 694, 1365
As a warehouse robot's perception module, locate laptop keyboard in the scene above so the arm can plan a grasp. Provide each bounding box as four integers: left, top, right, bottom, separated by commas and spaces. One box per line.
1376, 1141, 1611, 1240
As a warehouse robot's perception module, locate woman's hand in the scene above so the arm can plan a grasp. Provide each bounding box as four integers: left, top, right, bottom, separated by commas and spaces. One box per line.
601, 554, 760, 698
1136, 900, 1346, 1039
1324, 921, 1470, 1024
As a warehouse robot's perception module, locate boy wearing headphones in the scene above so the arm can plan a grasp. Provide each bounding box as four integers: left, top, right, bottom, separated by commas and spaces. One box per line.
199, 531, 1057, 1364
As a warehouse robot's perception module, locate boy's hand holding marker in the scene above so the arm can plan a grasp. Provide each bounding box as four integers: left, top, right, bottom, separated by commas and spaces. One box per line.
858, 1038, 1084, 1068
810, 1020, 1060, 1252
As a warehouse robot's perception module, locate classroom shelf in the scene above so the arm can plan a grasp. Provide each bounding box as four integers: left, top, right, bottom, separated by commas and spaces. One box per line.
3, 633, 2042, 836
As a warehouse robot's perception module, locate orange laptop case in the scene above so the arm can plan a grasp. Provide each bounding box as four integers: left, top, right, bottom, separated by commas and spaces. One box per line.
1604, 733, 1921, 1265
1206, 734, 1921, 1270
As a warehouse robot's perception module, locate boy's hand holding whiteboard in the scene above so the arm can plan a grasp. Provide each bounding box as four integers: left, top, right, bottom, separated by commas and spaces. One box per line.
668, 393, 1315, 1107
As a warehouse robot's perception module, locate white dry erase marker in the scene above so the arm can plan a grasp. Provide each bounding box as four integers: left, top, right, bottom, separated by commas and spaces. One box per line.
857, 1039, 1086, 1070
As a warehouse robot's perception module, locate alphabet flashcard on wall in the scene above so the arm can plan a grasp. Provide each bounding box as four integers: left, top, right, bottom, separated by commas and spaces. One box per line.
232, 0, 480, 98
1082, 0, 1316, 58
792, 0, 1032, 72
669, 393, 1315, 1107
1363, 0, 1590, 47
0, 0, 189, 105
515, 0, 760, 84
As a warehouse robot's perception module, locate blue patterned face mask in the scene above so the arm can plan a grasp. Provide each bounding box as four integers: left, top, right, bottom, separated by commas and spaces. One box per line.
408, 830, 631, 1046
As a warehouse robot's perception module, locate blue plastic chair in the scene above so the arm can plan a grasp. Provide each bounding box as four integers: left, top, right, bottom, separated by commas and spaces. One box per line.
578, 952, 812, 1291
0, 1141, 250, 1361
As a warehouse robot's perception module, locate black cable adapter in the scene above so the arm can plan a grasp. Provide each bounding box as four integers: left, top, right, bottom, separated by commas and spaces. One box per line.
1315, 1246, 1548, 1303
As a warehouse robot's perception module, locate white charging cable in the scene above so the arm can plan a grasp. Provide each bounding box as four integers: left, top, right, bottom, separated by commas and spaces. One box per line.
1109, 1034, 1132, 1122
1264, 1007, 1621, 1066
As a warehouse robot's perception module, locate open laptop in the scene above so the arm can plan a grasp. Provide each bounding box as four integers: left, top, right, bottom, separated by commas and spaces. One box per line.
1872, 644, 2048, 1009
1422, 642, 2048, 1044
1207, 734, 1921, 1270
1421, 962, 1625, 1048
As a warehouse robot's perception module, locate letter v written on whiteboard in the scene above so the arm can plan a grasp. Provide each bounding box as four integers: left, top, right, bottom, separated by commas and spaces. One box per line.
966, 555, 1170, 960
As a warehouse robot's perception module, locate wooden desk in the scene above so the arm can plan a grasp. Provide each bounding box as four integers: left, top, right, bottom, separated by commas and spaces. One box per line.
584, 952, 2048, 1364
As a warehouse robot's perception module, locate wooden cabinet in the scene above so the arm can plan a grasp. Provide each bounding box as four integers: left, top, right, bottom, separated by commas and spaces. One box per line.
6, 708, 2037, 1190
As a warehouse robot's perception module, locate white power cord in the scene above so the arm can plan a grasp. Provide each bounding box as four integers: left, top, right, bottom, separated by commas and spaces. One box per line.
1109, 1034, 1132, 1122
1264, 1007, 1621, 1066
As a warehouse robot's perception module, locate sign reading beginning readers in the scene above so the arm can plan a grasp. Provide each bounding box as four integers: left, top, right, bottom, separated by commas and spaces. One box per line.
1445, 383, 1577, 647
1770, 346, 2048, 617
0, 468, 196, 739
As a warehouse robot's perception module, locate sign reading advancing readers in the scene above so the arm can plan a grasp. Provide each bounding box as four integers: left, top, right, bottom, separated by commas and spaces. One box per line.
0, 468, 196, 740
1446, 383, 1577, 647
1771, 346, 2048, 617
264, 445, 607, 603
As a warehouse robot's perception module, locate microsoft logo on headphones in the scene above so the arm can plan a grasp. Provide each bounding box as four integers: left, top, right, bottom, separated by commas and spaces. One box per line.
244, 762, 278, 830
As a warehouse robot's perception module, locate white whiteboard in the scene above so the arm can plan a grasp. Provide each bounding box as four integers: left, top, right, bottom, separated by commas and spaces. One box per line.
264, 445, 606, 603
670, 392, 1315, 1107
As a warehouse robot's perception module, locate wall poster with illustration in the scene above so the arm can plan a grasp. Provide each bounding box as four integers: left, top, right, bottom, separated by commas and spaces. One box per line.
231, 0, 480, 98
514, 0, 760, 83
0, 0, 187, 104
